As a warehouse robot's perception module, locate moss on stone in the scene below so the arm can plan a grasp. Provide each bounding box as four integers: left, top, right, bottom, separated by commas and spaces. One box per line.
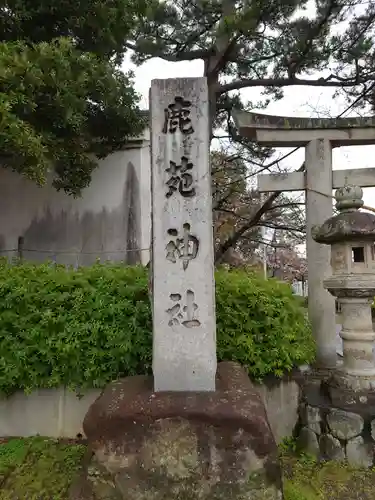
141, 419, 199, 479
281, 448, 375, 500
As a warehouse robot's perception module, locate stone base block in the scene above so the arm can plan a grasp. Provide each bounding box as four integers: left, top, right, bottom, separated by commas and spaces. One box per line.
70, 362, 283, 500
331, 370, 375, 393
328, 379, 375, 409
297, 378, 375, 467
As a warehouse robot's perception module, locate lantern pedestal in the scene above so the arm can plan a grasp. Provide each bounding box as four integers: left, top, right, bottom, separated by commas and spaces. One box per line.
325, 279, 375, 391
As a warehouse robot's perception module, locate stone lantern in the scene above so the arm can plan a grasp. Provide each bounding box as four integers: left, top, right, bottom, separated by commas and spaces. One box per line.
313, 184, 375, 392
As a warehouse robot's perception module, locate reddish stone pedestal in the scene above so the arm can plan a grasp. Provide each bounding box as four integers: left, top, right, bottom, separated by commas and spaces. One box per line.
71, 362, 283, 500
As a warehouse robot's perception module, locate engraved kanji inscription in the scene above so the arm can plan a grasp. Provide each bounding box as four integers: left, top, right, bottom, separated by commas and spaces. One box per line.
163, 96, 194, 135
166, 290, 201, 328
165, 156, 196, 198
166, 223, 199, 270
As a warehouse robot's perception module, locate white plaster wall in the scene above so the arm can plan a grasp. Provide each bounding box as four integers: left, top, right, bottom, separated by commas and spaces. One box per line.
0, 134, 151, 266
0, 379, 300, 439
0, 388, 101, 438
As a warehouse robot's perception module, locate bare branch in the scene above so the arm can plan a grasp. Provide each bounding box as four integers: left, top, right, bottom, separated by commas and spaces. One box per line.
214, 162, 306, 262
262, 223, 305, 233
269, 202, 305, 210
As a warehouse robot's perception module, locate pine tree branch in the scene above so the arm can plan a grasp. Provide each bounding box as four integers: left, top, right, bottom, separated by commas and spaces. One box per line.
125, 42, 211, 61
217, 75, 375, 94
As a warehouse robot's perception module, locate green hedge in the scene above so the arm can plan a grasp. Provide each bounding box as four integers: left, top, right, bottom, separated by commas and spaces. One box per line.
0, 261, 314, 395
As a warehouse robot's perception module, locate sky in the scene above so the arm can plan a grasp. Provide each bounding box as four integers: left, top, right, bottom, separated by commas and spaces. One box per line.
128, 54, 375, 212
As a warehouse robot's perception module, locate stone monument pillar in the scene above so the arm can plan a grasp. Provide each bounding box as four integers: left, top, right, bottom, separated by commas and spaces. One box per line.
150, 78, 216, 392
73, 79, 283, 500
312, 184, 375, 393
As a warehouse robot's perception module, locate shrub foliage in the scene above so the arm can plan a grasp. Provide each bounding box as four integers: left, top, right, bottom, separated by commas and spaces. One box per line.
0, 261, 314, 395
216, 270, 313, 378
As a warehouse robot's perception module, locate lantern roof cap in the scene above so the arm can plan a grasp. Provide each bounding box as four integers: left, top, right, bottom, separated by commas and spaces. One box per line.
312, 184, 375, 244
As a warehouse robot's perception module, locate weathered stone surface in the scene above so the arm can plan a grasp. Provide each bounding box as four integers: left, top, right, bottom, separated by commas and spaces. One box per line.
298, 427, 320, 457
306, 139, 337, 368
150, 77, 216, 392
257, 169, 375, 199
346, 436, 373, 468
256, 378, 300, 444
319, 434, 345, 461
233, 111, 375, 133
69, 450, 97, 500
313, 183, 375, 390
301, 404, 321, 434
327, 408, 364, 440
88, 460, 121, 500
313, 203, 375, 246
328, 383, 375, 412
82, 362, 282, 500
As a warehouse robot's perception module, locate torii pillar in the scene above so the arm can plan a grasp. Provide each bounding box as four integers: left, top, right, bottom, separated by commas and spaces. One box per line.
233, 111, 375, 369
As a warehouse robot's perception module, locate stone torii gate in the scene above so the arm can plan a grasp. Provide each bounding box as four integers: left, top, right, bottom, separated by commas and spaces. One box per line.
233, 111, 375, 369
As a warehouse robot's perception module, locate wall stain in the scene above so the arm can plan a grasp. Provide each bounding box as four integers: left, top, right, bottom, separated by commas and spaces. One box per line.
126, 162, 141, 265
0, 234, 6, 255
21, 165, 141, 267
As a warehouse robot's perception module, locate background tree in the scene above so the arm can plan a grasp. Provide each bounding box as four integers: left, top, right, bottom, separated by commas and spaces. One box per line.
0, 0, 148, 196
212, 149, 305, 263
268, 245, 308, 282
266, 229, 307, 282
131, 0, 375, 121
130, 0, 375, 258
